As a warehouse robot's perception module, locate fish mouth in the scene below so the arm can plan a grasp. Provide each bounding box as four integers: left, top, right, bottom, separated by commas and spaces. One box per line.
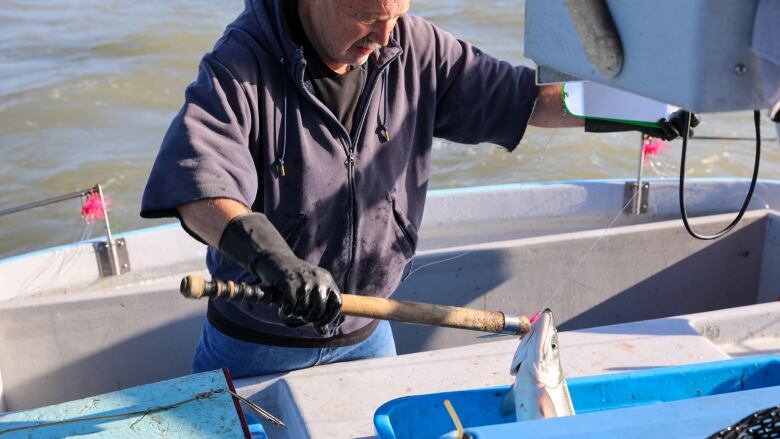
536, 310, 554, 342
510, 309, 556, 375
532, 309, 559, 367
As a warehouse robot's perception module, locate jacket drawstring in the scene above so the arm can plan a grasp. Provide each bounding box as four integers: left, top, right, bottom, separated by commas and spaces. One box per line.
378, 69, 391, 142
276, 57, 288, 177
277, 60, 390, 176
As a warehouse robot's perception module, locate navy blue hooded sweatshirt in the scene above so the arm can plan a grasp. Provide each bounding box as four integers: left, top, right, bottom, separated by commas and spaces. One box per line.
141, 0, 539, 347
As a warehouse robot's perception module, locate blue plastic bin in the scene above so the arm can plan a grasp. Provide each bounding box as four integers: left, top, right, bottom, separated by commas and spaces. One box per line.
374, 354, 780, 439
245, 413, 267, 439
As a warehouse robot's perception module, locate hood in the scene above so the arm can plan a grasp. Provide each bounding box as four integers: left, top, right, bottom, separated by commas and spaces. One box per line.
222, 0, 401, 177
227, 0, 402, 73
227, 0, 300, 65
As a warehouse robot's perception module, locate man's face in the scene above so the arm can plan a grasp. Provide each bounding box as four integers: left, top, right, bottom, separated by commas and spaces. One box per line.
302, 0, 410, 73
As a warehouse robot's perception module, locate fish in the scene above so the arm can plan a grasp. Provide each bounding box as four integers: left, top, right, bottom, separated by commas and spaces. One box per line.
499, 308, 575, 421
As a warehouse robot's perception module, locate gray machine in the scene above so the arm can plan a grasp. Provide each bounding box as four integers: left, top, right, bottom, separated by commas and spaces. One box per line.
524, 0, 764, 113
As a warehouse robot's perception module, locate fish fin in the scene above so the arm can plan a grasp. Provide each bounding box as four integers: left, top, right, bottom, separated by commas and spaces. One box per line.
562, 384, 576, 415
499, 385, 516, 419
537, 390, 559, 418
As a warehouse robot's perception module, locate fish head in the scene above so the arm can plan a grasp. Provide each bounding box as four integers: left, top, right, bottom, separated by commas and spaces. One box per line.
504, 309, 574, 421
509, 309, 562, 383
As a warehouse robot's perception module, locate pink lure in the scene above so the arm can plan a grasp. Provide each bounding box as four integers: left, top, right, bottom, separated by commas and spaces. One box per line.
642, 137, 669, 164
81, 191, 111, 223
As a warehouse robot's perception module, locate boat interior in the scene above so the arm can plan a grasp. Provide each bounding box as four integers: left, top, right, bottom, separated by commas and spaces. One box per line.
2, 179, 780, 413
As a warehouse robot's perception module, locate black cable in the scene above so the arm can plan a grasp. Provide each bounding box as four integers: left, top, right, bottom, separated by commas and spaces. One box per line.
679, 110, 762, 240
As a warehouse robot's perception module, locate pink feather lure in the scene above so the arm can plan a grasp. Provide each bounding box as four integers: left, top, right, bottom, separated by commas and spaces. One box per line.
642, 136, 669, 164
81, 191, 111, 223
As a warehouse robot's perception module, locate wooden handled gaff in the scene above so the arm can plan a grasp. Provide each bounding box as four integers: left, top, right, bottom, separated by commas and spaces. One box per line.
180, 275, 530, 336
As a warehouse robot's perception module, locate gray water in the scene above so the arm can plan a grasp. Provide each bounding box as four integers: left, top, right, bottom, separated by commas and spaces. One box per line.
1, 0, 778, 259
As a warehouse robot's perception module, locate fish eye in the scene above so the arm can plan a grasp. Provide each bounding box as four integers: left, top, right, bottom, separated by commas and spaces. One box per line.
551, 342, 558, 350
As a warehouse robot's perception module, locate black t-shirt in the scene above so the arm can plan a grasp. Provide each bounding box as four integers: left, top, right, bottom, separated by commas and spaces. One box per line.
282, 1, 367, 136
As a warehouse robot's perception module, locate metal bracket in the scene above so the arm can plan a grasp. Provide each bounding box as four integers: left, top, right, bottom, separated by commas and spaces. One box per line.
94, 238, 130, 277
624, 181, 651, 215
536, 66, 582, 84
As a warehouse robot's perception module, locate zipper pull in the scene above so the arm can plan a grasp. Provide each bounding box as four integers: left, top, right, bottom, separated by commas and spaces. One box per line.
344, 153, 355, 169
277, 159, 286, 177
379, 126, 391, 142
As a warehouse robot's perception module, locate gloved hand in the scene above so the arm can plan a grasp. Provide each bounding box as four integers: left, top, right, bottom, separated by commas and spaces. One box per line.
584, 110, 700, 141
657, 110, 700, 141
218, 213, 342, 335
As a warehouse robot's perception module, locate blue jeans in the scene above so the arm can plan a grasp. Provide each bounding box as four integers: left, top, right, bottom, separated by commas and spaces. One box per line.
192, 320, 397, 378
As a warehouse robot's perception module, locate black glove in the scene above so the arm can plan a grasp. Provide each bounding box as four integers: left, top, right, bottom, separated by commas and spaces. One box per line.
658, 110, 700, 140
218, 213, 342, 335
584, 110, 700, 141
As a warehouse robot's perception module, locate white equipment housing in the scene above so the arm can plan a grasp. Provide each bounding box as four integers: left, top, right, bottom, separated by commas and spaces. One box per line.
525, 0, 763, 113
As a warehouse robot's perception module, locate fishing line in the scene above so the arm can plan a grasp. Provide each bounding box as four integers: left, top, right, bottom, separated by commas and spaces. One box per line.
536, 102, 566, 151
403, 95, 567, 282
16, 206, 95, 296
407, 148, 637, 315
646, 158, 668, 178
477, 192, 637, 342
537, 111, 763, 309
404, 248, 477, 280
540, 188, 638, 311
52, 222, 94, 278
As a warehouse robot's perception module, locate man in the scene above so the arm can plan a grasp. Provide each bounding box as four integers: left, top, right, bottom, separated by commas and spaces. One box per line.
141, 0, 686, 378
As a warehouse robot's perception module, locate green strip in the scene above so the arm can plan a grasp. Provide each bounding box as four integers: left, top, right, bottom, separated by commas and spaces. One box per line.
561, 84, 662, 129
583, 115, 661, 129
